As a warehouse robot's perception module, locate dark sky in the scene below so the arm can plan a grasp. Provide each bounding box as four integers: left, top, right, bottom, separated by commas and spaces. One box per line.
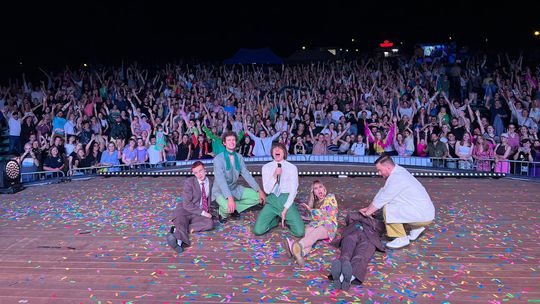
1, 0, 538, 69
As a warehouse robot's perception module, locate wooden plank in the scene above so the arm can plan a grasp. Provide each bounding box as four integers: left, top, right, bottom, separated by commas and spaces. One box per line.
1, 174, 539, 303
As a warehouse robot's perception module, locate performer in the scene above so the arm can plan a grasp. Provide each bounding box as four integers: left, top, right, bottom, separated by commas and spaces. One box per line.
212, 131, 266, 222
360, 155, 435, 249
328, 211, 385, 291
167, 161, 214, 254
254, 142, 304, 237
285, 180, 338, 266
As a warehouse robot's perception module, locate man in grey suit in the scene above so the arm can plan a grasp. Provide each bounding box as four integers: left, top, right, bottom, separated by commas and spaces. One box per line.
212, 131, 266, 221
167, 161, 214, 254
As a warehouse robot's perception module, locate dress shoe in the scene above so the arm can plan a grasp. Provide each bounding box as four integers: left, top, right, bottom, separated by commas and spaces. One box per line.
217, 215, 228, 224
386, 236, 410, 249
341, 260, 353, 291
408, 227, 426, 241
230, 210, 241, 219
330, 260, 342, 289
166, 226, 183, 254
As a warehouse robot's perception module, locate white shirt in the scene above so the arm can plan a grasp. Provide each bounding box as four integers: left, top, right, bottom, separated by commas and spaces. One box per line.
64, 120, 76, 135
373, 165, 435, 223
147, 145, 162, 164
197, 177, 210, 211
262, 160, 298, 209
331, 110, 344, 122
350, 142, 366, 156
8, 115, 21, 136
247, 131, 281, 157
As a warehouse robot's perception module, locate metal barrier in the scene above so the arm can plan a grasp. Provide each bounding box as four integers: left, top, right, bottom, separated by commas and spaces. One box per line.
18, 155, 540, 184
20, 170, 66, 184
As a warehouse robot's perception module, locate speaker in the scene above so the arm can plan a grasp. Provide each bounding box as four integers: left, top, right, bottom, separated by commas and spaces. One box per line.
0, 160, 23, 194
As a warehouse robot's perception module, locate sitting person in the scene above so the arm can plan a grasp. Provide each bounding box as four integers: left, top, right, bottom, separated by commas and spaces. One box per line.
284, 180, 338, 266
360, 155, 435, 249
167, 161, 214, 254
328, 211, 385, 291
253, 142, 304, 238
212, 132, 266, 222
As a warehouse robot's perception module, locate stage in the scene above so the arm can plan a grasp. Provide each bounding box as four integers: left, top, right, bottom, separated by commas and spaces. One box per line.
0, 173, 539, 303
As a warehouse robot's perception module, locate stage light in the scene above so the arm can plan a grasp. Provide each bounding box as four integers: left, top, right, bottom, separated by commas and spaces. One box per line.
351, 38, 355, 42
83, 63, 88, 67
0, 160, 23, 194
302, 46, 306, 50
534, 31, 539, 36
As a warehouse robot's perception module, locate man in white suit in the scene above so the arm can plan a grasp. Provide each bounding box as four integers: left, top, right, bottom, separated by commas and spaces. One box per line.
360, 155, 435, 249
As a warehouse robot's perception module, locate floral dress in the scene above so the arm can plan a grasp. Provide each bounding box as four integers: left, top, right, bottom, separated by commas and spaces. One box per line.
308, 194, 339, 240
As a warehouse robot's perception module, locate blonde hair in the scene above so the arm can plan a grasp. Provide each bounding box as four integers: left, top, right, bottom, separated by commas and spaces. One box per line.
307, 180, 326, 209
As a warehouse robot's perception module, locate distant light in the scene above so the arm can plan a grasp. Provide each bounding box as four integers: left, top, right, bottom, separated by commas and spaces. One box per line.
383, 51, 390, 57
449, 36, 452, 40
391, 48, 398, 53
302, 46, 306, 50
534, 31, 540, 36
19, 62, 23, 65
400, 41, 403, 45
355, 49, 359, 52
83, 63, 88, 67
379, 40, 394, 48
351, 38, 355, 42
345, 49, 349, 52
339, 48, 343, 51
485, 38, 488, 42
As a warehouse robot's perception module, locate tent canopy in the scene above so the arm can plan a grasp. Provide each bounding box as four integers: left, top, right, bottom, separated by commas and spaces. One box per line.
284, 49, 336, 63
223, 48, 283, 65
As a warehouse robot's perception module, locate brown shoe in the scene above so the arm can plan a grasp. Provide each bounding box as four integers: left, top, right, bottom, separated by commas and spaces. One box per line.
291, 241, 305, 266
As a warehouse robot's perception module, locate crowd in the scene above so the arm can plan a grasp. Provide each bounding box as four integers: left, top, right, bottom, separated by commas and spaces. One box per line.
1, 52, 540, 179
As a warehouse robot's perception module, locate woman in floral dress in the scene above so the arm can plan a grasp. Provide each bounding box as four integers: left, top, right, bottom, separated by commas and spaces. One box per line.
284, 180, 338, 266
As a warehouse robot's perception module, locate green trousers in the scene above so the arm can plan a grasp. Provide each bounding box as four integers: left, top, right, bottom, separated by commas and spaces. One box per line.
216, 188, 260, 218
253, 193, 305, 237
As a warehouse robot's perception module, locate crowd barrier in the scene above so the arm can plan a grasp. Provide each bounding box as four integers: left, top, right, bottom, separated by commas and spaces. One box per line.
18, 155, 539, 185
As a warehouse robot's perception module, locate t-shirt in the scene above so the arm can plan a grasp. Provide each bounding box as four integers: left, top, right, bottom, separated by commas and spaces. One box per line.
52, 116, 67, 133
44, 155, 64, 169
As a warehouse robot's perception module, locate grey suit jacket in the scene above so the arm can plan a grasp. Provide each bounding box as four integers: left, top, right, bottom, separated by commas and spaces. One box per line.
211, 151, 260, 201
176, 176, 213, 217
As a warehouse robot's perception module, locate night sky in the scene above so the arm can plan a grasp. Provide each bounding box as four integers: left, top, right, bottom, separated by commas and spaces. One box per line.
1, 0, 538, 70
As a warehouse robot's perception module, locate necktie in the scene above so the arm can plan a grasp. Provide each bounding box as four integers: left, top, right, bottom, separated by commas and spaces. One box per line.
272, 164, 282, 196
201, 181, 208, 212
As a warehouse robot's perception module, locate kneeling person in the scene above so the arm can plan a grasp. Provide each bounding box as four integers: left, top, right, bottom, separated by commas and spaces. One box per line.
360, 155, 435, 249
254, 142, 304, 238
168, 161, 214, 253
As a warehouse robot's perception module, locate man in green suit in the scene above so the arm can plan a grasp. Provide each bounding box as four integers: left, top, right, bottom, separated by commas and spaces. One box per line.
212, 131, 266, 222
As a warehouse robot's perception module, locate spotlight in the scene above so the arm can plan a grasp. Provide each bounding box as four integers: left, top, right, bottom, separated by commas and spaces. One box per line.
0, 160, 23, 194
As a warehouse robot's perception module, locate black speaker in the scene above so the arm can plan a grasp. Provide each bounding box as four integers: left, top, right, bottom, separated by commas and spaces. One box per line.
0, 160, 23, 194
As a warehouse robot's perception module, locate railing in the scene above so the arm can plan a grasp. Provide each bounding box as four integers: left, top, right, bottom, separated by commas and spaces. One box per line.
17, 155, 540, 184
20, 170, 66, 184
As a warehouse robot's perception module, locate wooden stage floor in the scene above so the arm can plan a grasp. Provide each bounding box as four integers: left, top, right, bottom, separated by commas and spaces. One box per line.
1, 174, 539, 303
